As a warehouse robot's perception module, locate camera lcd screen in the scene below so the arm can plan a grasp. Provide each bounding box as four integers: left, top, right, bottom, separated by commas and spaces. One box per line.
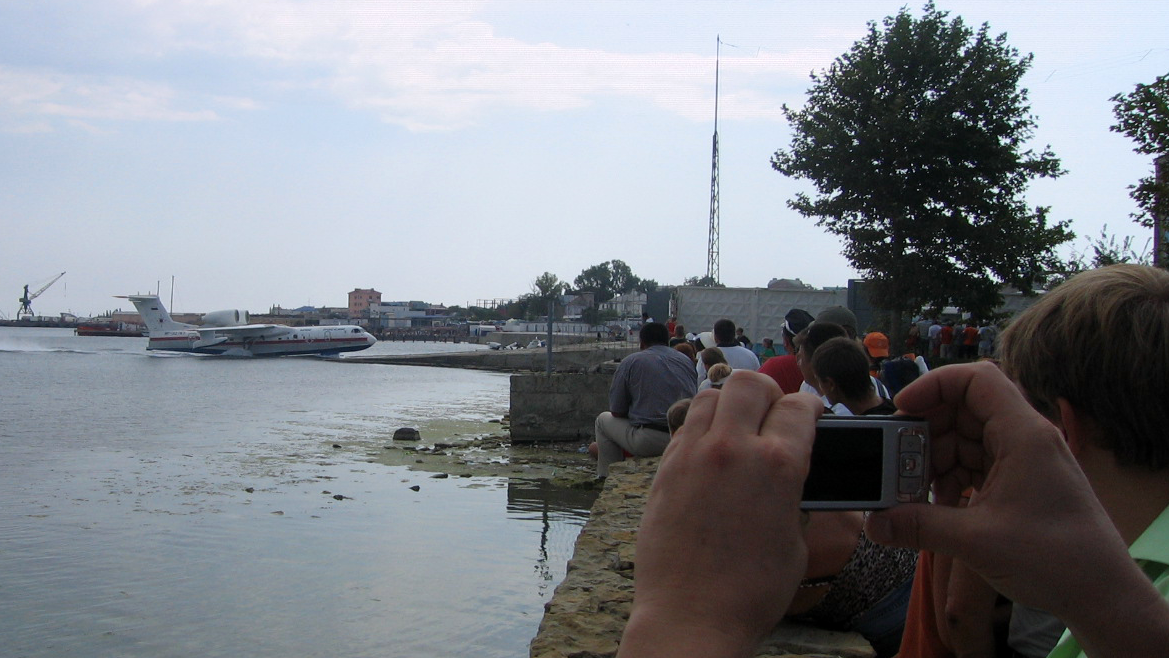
801, 426, 884, 502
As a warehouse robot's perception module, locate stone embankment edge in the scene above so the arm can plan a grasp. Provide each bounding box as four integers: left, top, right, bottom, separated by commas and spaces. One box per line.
529, 457, 876, 658
342, 343, 637, 373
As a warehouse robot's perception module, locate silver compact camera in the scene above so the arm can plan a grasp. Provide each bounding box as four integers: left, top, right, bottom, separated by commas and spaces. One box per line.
799, 415, 929, 510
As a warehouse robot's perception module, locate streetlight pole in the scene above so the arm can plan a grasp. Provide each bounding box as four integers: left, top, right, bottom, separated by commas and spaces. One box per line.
546, 299, 554, 377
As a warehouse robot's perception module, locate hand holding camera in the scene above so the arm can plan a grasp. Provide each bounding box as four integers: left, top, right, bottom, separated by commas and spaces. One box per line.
619, 371, 823, 658
800, 415, 928, 510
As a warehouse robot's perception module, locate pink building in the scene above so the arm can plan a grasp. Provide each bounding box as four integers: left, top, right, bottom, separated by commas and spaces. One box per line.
348, 288, 382, 318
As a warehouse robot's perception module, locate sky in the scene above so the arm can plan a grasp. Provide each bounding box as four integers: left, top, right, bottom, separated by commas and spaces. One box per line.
2, 0, 1167, 318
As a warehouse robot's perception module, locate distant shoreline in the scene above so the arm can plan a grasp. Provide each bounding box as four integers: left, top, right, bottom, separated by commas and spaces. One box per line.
342, 341, 635, 373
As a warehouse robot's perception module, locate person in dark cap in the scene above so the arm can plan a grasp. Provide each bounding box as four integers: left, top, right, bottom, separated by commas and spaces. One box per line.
817, 305, 858, 339
759, 308, 815, 394
783, 309, 815, 351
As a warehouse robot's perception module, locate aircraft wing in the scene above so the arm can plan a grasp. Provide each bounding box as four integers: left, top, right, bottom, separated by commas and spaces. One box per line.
197, 324, 285, 338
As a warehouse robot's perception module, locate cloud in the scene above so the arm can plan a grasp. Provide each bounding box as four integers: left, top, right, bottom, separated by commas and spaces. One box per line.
17, 1, 1166, 138
0, 65, 221, 133
18, 1, 813, 132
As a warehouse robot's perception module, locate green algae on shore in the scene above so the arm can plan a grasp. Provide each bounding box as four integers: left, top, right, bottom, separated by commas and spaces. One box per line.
336, 431, 601, 487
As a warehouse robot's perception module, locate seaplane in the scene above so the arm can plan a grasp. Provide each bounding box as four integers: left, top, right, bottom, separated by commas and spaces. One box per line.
121, 294, 377, 357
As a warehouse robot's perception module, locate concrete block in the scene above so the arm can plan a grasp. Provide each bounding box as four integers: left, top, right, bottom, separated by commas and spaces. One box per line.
510, 372, 613, 442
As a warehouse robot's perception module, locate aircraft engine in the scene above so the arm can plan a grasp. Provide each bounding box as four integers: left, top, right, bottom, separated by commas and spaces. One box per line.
201, 309, 250, 327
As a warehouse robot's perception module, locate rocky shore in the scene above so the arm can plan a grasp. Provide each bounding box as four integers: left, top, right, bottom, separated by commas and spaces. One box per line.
530, 457, 877, 658
363, 429, 601, 487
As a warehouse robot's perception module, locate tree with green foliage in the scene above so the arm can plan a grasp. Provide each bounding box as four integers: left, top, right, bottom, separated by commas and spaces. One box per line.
1110, 73, 1169, 234
530, 272, 566, 302
682, 275, 724, 287
580, 305, 619, 327
772, 2, 1072, 331
499, 297, 531, 321
573, 260, 641, 304
527, 272, 567, 321
1048, 226, 1152, 289
635, 278, 660, 295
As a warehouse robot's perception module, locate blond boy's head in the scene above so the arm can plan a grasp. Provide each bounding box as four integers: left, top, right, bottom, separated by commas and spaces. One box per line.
1000, 264, 1169, 470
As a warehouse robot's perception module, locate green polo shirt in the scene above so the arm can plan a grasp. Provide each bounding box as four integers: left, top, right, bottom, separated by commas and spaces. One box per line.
1047, 503, 1169, 658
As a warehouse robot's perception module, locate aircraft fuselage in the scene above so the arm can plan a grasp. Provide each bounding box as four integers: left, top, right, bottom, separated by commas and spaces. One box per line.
122, 294, 377, 357
145, 325, 376, 356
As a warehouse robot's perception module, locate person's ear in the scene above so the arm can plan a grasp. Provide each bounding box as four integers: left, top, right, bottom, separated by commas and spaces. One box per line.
818, 376, 837, 399
1056, 398, 1093, 457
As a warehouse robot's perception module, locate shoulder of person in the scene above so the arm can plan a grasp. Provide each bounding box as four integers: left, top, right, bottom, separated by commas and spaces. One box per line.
862, 399, 898, 415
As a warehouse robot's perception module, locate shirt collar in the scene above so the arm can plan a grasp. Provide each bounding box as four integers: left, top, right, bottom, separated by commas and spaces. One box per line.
1130, 502, 1169, 564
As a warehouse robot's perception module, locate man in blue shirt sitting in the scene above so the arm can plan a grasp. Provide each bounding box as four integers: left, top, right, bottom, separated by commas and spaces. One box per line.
592, 322, 697, 478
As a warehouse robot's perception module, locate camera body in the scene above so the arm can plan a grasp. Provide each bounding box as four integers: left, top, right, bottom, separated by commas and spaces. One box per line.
799, 415, 929, 510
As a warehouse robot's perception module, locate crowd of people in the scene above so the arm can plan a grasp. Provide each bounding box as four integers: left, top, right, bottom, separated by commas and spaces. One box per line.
910, 317, 999, 361
587, 264, 1169, 658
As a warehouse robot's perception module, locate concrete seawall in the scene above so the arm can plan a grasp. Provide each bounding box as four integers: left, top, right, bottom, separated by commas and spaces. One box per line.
530, 458, 877, 658
510, 373, 613, 442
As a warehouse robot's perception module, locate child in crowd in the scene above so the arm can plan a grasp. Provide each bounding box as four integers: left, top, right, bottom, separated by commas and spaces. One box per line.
699, 363, 733, 390
666, 398, 691, 436
698, 346, 727, 375
811, 337, 897, 416
673, 341, 697, 364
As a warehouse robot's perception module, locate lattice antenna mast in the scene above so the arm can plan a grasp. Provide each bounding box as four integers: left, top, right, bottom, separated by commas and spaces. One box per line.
706, 36, 721, 284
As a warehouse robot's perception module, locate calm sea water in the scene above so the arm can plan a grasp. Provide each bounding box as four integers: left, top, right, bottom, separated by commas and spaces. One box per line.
0, 328, 595, 658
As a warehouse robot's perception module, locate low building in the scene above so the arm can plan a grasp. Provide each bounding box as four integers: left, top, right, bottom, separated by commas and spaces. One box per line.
600, 292, 647, 319
368, 301, 453, 330
562, 292, 595, 320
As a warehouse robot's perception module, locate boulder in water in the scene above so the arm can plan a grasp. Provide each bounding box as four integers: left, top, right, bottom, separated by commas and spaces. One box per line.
393, 427, 421, 441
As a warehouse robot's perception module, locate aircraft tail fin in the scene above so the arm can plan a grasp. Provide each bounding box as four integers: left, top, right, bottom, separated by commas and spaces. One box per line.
122, 295, 193, 334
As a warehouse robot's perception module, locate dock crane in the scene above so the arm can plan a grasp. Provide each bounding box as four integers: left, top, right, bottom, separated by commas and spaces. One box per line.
17, 272, 66, 320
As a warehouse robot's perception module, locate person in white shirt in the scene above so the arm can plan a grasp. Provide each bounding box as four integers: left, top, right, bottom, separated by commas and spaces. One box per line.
696, 319, 760, 382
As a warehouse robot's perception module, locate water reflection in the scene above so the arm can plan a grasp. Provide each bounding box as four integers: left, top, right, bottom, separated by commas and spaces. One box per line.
507, 480, 599, 598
